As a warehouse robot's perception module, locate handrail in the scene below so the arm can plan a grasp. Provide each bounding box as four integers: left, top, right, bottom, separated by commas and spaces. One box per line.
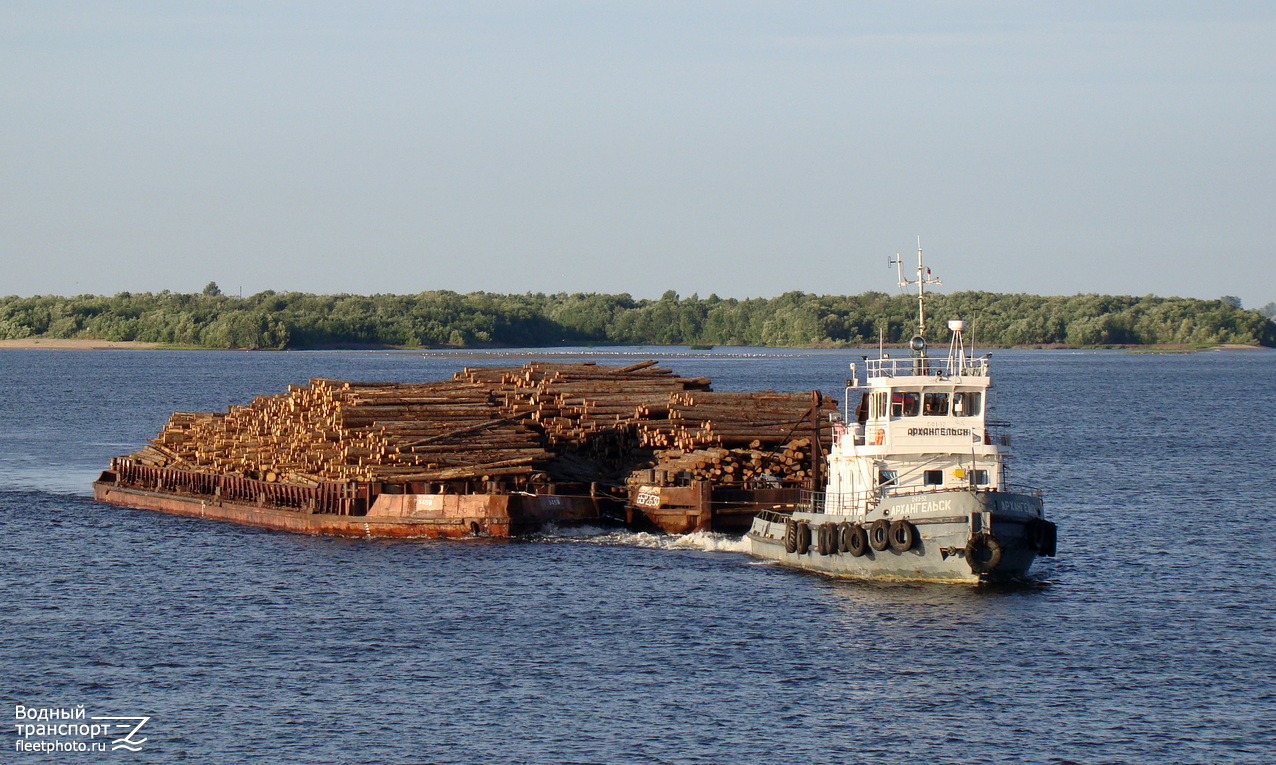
799, 488, 879, 514
1003, 483, 1044, 499
110, 459, 355, 515
754, 508, 791, 524
799, 483, 1042, 505
864, 357, 989, 380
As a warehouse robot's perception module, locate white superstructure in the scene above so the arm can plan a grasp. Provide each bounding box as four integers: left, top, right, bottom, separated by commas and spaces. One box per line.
827, 319, 1003, 516
746, 242, 1054, 582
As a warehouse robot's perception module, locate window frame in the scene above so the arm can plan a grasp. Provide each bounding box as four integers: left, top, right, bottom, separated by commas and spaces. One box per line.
953, 391, 982, 418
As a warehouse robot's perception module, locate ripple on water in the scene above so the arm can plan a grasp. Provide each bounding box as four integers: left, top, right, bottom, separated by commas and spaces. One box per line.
3, 349, 1275, 764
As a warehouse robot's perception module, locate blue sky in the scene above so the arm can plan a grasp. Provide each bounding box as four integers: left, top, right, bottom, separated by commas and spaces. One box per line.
2, 1, 1273, 307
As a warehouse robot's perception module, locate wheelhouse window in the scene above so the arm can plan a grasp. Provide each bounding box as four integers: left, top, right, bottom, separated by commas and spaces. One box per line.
923, 392, 949, 416
892, 391, 920, 417
870, 391, 888, 420
924, 470, 944, 486
953, 391, 982, 417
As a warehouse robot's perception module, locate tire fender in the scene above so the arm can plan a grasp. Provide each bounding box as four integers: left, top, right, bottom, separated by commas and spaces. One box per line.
868, 518, 891, 552
965, 532, 1004, 574
888, 519, 916, 552
847, 524, 868, 557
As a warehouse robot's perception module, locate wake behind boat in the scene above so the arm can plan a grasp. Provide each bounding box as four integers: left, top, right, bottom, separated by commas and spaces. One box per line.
747, 243, 1056, 582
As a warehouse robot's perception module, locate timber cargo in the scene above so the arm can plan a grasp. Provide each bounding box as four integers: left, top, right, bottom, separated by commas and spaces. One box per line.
94, 361, 836, 538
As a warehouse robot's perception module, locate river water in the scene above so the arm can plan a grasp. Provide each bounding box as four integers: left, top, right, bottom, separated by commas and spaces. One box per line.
2, 347, 1273, 764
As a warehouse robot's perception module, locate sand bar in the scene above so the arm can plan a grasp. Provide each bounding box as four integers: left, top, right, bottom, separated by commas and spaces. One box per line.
0, 338, 161, 350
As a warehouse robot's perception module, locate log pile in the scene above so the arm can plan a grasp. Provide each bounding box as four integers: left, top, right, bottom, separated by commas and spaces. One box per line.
128, 361, 836, 490
631, 391, 834, 450
131, 377, 544, 485
644, 438, 824, 485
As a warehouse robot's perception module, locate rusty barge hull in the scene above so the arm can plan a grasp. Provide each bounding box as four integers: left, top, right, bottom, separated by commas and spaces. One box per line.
625, 480, 802, 535
94, 482, 513, 538
94, 464, 601, 539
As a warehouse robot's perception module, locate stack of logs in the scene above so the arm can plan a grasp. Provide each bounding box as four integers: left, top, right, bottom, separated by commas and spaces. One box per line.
129, 361, 836, 490
644, 438, 822, 485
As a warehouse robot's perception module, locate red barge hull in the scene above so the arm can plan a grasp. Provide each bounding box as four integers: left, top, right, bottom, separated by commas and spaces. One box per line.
625, 480, 803, 535
93, 462, 601, 538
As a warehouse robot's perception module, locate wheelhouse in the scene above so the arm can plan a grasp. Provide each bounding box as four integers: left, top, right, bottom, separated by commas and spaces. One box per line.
823, 321, 1010, 516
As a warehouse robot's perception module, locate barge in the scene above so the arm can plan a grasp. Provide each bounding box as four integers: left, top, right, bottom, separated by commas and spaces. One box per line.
93, 362, 833, 539
94, 461, 601, 538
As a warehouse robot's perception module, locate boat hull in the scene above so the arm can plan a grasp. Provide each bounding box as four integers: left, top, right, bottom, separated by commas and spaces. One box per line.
625, 480, 801, 534
746, 489, 1049, 583
93, 472, 599, 539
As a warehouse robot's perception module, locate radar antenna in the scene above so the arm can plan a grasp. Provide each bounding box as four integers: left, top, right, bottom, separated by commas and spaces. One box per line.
888, 237, 941, 361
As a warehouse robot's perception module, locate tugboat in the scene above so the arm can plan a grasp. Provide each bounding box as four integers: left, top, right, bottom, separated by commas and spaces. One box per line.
747, 243, 1056, 582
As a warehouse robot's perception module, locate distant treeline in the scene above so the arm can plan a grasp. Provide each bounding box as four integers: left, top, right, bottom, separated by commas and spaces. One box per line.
1, 284, 1273, 349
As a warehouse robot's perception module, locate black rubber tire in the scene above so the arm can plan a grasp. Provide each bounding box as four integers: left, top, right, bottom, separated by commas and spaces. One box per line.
965, 532, 1004, 574
888, 520, 916, 552
784, 518, 798, 554
1024, 518, 1044, 550
837, 522, 855, 554
795, 521, 811, 555
847, 524, 868, 557
816, 523, 834, 556
1039, 520, 1057, 557
868, 519, 891, 551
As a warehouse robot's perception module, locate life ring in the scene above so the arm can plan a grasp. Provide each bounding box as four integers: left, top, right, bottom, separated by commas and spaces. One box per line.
846, 524, 868, 557
868, 519, 891, 551
874, 428, 885, 446
888, 520, 916, 552
784, 518, 798, 554
795, 521, 811, 555
965, 533, 1003, 574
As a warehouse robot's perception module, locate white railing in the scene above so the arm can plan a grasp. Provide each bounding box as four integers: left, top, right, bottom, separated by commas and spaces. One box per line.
864, 356, 989, 380
799, 489, 878, 514
797, 482, 1041, 514
984, 421, 1012, 447
1004, 483, 1044, 499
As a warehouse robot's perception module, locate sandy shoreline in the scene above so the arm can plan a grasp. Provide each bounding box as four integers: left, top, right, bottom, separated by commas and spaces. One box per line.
0, 338, 161, 350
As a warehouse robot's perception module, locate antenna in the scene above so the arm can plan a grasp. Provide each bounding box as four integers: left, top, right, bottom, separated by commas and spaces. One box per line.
889, 237, 942, 358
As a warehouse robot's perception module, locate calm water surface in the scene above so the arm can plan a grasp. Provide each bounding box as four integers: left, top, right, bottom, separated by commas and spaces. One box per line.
2, 348, 1274, 764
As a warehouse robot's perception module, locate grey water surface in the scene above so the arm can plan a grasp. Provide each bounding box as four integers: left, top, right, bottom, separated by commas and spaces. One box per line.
2, 348, 1274, 764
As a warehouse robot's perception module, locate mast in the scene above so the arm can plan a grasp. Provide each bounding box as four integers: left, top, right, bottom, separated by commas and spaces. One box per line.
889, 237, 942, 361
